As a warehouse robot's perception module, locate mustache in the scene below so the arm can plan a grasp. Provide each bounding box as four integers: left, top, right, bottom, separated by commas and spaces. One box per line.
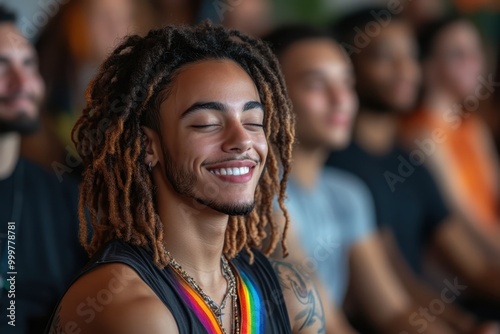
0, 93, 38, 104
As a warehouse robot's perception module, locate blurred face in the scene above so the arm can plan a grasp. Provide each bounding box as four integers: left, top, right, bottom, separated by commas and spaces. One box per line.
403, 0, 447, 27
424, 21, 483, 100
0, 23, 44, 134
86, 0, 134, 61
354, 21, 421, 113
224, 0, 272, 37
280, 39, 357, 149
155, 59, 267, 215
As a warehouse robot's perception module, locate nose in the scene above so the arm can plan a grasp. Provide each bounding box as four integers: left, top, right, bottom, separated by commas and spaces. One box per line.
221, 119, 252, 154
328, 83, 347, 105
397, 55, 419, 79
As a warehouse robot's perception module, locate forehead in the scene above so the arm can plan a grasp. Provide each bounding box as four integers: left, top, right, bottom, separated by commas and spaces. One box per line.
162, 59, 260, 115
0, 23, 34, 57
281, 39, 351, 75
434, 21, 480, 48
368, 21, 414, 49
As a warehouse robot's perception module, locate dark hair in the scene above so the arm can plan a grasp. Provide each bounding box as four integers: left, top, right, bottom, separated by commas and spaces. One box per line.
330, 7, 406, 57
417, 15, 478, 60
0, 5, 16, 24
263, 24, 332, 59
73, 21, 295, 268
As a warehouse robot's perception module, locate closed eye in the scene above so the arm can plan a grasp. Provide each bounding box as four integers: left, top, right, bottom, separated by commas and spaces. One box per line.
244, 123, 264, 131
191, 124, 220, 128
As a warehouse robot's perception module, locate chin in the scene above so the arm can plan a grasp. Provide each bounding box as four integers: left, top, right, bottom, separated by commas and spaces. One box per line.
215, 201, 255, 216
327, 138, 350, 151
325, 130, 351, 146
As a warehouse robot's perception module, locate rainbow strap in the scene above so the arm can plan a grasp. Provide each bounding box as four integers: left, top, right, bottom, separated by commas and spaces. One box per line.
173, 264, 264, 334
237, 268, 264, 333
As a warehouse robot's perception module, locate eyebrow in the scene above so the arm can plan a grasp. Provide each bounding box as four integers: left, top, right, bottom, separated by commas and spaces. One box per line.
180, 100, 264, 119
299, 67, 355, 79
299, 69, 324, 78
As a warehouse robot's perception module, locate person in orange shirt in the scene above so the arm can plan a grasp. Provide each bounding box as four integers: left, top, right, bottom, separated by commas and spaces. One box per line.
401, 16, 500, 236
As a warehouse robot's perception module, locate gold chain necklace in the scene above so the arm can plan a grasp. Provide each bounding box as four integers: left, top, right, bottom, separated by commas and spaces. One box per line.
164, 248, 240, 333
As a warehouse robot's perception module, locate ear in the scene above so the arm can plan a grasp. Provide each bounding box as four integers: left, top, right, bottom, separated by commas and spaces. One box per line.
142, 126, 161, 169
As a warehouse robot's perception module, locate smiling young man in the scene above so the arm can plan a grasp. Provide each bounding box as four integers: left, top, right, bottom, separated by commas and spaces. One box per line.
46, 23, 325, 334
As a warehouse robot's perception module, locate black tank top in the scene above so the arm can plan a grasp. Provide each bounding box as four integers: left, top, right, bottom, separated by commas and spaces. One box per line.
45, 240, 292, 333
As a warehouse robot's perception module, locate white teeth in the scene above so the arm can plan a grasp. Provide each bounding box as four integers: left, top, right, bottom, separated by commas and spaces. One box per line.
208, 167, 251, 176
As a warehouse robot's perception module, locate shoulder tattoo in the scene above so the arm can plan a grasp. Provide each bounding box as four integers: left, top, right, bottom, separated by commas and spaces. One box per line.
271, 259, 326, 333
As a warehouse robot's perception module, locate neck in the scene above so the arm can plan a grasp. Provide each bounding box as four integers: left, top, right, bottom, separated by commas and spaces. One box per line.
291, 143, 328, 189
355, 108, 398, 155
156, 181, 228, 288
0, 133, 20, 180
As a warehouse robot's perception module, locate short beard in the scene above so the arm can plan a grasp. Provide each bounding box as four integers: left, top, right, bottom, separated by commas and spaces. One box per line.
161, 144, 255, 216
0, 114, 39, 135
192, 196, 255, 216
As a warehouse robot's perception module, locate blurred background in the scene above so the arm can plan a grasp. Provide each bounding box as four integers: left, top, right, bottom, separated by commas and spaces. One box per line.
3, 0, 499, 172
1, 0, 500, 333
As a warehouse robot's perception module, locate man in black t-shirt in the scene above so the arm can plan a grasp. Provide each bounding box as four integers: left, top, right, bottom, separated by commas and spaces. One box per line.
329, 143, 448, 276
0, 6, 87, 333
329, 8, 500, 323
45, 22, 325, 334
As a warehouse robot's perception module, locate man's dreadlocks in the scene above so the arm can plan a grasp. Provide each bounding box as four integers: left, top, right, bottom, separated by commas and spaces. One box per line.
73, 21, 295, 268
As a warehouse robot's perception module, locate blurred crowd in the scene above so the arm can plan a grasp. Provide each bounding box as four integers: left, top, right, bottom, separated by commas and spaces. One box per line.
0, 0, 499, 333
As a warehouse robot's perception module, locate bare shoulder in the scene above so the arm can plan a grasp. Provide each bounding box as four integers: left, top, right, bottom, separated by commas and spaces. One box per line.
269, 259, 326, 334
47, 263, 178, 334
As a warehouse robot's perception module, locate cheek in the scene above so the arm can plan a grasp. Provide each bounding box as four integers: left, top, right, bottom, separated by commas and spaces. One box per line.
307, 93, 329, 114
407, 61, 422, 83
442, 59, 463, 80
0, 79, 6, 94
295, 93, 329, 121
28, 73, 45, 98
254, 134, 268, 161
181, 140, 217, 171
440, 62, 470, 91
345, 93, 359, 114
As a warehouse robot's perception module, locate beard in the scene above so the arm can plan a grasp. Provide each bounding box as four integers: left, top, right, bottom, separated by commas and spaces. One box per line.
356, 92, 395, 114
0, 113, 39, 135
161, 145, 255, 216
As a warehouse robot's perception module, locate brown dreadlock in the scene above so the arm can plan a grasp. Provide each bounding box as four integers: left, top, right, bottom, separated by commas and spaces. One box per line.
72, 21, 295, 268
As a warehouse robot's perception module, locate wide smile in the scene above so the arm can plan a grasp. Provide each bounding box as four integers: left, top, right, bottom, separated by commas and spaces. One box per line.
205, 160, 257, 183
209, 166, 250, 176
